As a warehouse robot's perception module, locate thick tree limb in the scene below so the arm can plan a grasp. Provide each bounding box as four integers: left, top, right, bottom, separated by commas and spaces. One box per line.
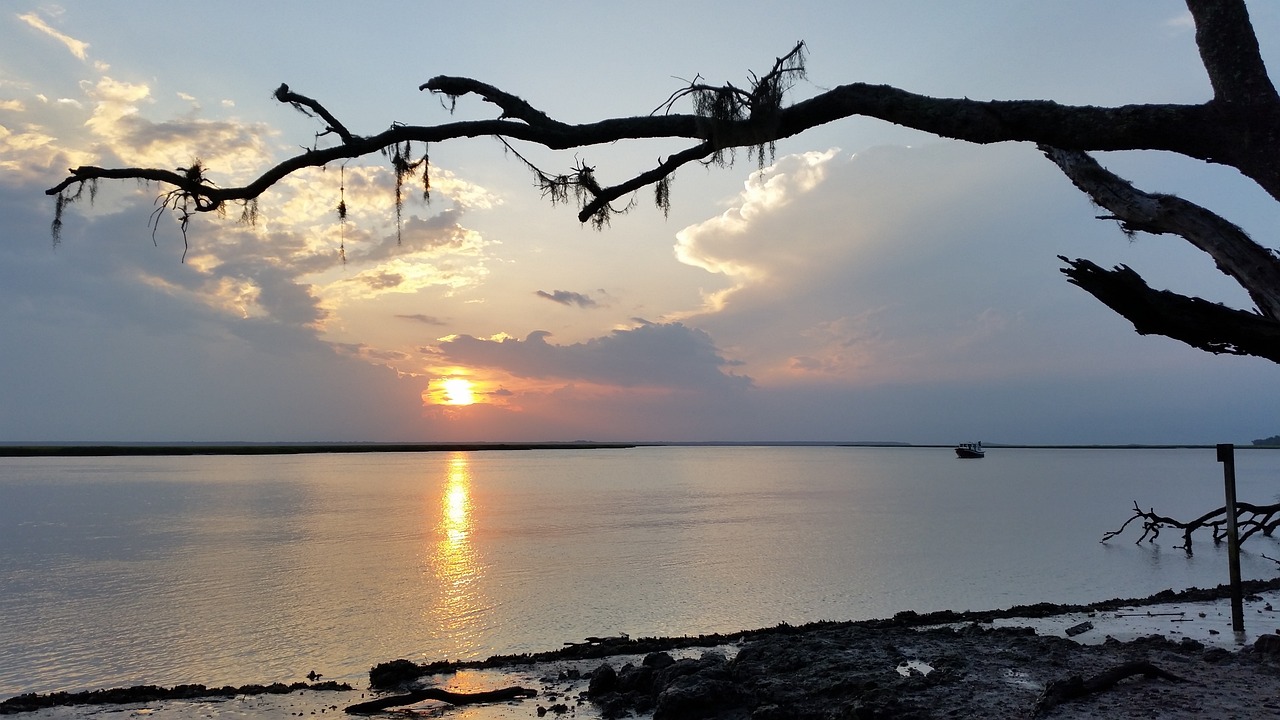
1033, 661, 1187, 717
1043, 146, 1280, 320
1059, 258, 1280, 362
45, 92, 1226, 202
1187, 0, 1278, 105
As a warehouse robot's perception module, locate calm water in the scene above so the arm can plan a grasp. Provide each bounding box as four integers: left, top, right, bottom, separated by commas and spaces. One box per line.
1, 446, 1278, 698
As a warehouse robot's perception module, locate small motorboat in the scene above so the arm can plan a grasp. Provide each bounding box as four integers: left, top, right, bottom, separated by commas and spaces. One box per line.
955, 442, 985, 459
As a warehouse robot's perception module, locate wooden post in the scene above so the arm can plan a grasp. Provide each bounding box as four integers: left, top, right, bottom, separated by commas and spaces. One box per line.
1217, 443, 1245, 633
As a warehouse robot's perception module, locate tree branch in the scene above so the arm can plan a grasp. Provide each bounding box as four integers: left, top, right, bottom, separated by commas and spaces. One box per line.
273, 83, 356, 144
1059, 258, 1280, 362
577, 142, 716, 223
1186, 0, 1278, 105
1101, 499, 1280, 554
422, 76, 559, 127
1042, 146, 1280, 319
45, 85, 1231, 211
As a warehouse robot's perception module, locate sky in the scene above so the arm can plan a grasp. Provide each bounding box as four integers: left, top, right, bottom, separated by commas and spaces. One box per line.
3, 1, 1280, 444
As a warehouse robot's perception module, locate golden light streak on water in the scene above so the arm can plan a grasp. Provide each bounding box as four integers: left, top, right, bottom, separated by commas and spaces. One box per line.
424, 453, 491, 658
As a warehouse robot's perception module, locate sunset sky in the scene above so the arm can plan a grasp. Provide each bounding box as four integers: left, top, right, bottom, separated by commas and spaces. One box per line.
3, 2, 1280, 444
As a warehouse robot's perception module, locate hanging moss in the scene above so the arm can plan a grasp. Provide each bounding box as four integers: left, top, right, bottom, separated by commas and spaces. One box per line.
655, 176, 672, 218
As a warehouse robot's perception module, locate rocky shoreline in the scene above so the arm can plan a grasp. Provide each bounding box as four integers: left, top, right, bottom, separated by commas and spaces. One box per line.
579, 619, 1274, 718
6, 579, 1280, 718
0, 680, 352, 715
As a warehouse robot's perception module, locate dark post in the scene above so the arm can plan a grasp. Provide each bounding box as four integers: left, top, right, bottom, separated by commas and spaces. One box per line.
1217, 443, 1245, 633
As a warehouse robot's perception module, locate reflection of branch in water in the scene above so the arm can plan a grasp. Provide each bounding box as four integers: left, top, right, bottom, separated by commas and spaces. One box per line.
1101, 499, 1280, 555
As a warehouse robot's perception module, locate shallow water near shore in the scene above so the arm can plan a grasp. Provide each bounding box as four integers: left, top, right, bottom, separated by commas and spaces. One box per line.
2, 445, 1279, 700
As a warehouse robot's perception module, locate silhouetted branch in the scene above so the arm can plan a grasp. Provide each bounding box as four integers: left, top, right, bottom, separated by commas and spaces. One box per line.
274, 83, 355, 143
1187, 0, 1278, 104
1058, 258, 1280, 363
1102, 499, 1280, 555
1043, 146, 1280, 320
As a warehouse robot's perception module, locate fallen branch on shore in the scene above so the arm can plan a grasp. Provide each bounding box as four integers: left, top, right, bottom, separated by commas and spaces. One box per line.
344, 686, 536, 714
1101, 500, 1280, 554
1033, 661, 1188, 717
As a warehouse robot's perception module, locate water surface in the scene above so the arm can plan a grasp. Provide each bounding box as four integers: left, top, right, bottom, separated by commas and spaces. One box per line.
1, 446, 1277, 697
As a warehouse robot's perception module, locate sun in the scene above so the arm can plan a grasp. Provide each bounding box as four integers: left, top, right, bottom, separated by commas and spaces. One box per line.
441, 378, 476, 406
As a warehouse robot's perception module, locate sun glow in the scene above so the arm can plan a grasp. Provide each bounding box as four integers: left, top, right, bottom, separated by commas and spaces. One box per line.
441, 378, 476, 406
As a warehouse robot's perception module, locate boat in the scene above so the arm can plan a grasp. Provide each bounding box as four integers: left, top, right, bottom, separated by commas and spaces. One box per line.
955, 441, 985, 459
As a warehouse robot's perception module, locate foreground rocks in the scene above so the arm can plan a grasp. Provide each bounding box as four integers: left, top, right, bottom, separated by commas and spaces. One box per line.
586, 624, 1280, 719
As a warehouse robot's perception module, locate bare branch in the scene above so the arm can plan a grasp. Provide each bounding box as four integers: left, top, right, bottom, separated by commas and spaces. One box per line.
1042, 146, 1280, 319
1059, 258, 1280, 362
577, 143, 716, 223
1102, 498, 1280, 555
422, 76, 559, 127
273, 83, 356, 144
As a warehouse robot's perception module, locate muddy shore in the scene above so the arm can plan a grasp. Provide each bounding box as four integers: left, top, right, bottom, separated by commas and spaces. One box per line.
5, 579, 1280, 718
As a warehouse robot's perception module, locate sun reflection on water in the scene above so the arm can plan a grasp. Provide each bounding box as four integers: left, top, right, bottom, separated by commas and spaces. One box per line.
425, 453, 491, 658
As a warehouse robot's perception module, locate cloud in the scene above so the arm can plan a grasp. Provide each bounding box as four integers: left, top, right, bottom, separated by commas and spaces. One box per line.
0, 185, 430, 442
535, 289, 598, 308
357, 271, 405, 292
25, 68, 503, 396
17, 12, 89, 60
435, 322, 751, 391
675, 148, 839, 287
396, 314, 448, 326
669, 142, 1165, 386
77, 76, 274, 180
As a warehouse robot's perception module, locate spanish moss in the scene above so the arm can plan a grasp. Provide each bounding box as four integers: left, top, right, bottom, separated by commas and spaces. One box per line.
655, 176, 672, 218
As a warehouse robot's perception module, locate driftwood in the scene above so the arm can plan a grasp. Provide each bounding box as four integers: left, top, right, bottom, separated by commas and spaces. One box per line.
1033, 661, 1187, 717
1101, 500, 1280, 555
344, 685, 536, 715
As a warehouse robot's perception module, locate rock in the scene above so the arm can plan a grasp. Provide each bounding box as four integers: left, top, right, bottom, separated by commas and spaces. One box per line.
643, 651, 676, 669
654, 676, 743, 720
1203, 646, 1232, 663
1253, 633, 1280, 655
616, 663, 656, 693
587, 662, 617, 694
367, 659, 423, 690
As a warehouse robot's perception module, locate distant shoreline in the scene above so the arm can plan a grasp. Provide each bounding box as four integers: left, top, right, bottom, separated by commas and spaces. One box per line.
0, 441, 1266, 457
0, 442, 641, 457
